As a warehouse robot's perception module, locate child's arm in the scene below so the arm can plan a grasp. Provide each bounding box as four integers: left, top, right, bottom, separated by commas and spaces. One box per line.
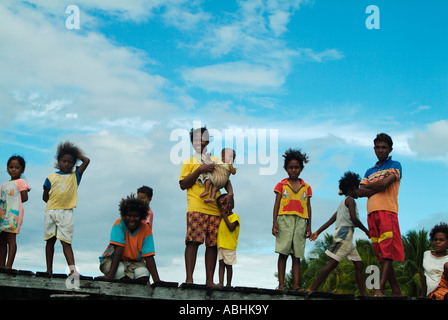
272, 193, 282, 236
228, 164, 236, 175
144, 256, 160, 283
220, 212, 239, 232
77, 155, 90, 176
42, 187, 49, 203
420, 274, 427, 298
346, 197, 369, 237
356, 173, 396, 198
20, 190, 29, 203
310, 212, 337, 241
305, 197, 312, 238
222, 180, 234, 210
101, 245, 124, 279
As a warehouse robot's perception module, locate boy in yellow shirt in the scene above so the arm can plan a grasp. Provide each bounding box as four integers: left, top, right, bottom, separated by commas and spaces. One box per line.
216, 193, 240, 287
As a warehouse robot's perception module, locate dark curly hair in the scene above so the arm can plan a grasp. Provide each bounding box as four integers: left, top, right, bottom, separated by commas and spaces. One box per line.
429, 222, 448, 241
339, 171, 361, 196
55, 141, 85, 169
119, 193, 149, 220
282, 148, 309, 170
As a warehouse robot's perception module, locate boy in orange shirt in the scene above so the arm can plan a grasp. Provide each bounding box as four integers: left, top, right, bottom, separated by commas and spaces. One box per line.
355, 133, 404, 297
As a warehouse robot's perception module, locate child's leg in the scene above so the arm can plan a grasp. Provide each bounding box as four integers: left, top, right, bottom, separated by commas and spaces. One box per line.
199, 180, 211, 197
4, 233, 17, 268
45, 236, 57, 273
0, 232, 7, 267
204, 186, 218, 203
277, 254, 288, 289
353, 260, 368, 296
308, 258, 339, 292
61, 240, 76, 274
291, 256, 301, 290
225, 264, 233, 287
218, 259, 225, 286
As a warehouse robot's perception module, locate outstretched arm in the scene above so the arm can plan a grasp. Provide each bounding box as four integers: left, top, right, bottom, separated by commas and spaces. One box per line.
310, 212, 337, 241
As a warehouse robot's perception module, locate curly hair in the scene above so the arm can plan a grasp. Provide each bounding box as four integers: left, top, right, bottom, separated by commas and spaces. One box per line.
55, 141, 85, 169
119, 193, 149, 220
282, 148, 309, 170
338, 171, 361, 196
429, 222, 448, 241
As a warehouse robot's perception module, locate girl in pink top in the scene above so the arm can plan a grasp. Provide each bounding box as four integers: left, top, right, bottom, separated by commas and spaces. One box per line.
0, 155, 30, 269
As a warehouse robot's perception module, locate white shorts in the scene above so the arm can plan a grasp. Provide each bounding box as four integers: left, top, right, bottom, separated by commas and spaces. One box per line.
218, 247, 237, 265
44, 209, 74, 244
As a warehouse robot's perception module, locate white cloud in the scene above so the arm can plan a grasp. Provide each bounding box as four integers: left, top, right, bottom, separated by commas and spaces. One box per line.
182, 61, 285, 93
408, 120, 448, 162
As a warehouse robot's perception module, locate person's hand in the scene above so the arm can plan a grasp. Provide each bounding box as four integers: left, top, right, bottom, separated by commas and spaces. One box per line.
309, 232, 318, 241
199, 163, 214, 174
272, 222, 278, 237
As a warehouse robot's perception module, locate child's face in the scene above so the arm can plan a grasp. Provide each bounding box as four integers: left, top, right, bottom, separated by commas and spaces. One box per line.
192, 131, 209, 153
221, 149, 235, 164
286, 159, 302, 180
123, 210, 141, 233
7, 159, 24, 180
374, 141, 392, 163
432, 232, 448, 254
137, 192, 152, 205
58, 154, 75, 173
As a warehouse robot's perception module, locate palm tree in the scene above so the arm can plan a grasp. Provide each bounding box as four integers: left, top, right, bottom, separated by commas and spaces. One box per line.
396, 229, 431, 297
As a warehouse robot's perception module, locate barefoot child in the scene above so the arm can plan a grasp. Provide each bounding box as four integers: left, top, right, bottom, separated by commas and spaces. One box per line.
0, 155, 30, 269
308, 171, 369, 295
217, 193, 240, 287
43, 141, 90, 275
272, 148, 312, 291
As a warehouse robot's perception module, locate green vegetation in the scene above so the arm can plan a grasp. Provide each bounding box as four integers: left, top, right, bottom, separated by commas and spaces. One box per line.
275, 228, 432, 297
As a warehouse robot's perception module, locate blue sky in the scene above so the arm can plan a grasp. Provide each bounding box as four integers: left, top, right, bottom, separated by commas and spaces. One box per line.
0, 0, 447, 289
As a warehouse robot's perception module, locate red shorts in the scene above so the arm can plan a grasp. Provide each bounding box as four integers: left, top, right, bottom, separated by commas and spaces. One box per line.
185, 211, 221, 247
367, 210, 404, 262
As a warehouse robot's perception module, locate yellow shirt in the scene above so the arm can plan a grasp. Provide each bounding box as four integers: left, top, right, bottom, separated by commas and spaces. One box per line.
274, 178, 312, 219
179, 156, 221, 216
217, 213, 240, 251
44, 169, 80, 210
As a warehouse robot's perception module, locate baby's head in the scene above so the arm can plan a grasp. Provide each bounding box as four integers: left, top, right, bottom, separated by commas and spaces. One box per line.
55, 141, 84, 173
221, 148, 236, 164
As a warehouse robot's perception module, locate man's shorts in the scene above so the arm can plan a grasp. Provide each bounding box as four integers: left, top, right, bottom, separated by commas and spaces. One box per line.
185, 211, 221, 247
368, 210, 404, 262
325, 226, 362, 262
44, 209, 74, 244
218, 248, 237, 265
275, 215, 307, 259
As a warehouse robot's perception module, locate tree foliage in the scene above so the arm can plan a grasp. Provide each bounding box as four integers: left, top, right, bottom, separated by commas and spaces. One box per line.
276, 228, 433, 297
